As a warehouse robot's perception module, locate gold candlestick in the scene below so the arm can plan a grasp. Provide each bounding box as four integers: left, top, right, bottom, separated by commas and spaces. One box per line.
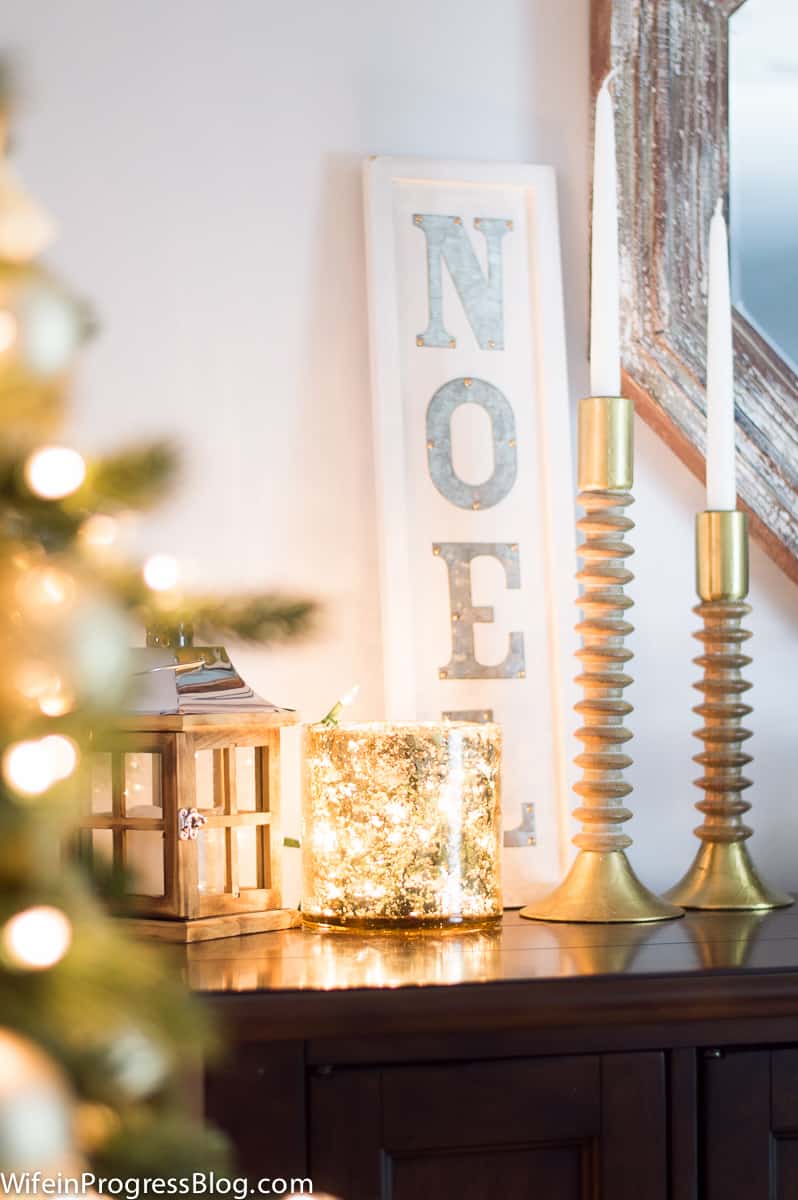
521, 397, 682, 923
664, 511, 792, 910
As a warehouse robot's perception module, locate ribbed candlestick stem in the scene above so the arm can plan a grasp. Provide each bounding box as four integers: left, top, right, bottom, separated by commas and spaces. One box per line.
572, 489, 635, 853
520, 483, 681, 924
692, 599, 753, 845
665, 597, 792, 910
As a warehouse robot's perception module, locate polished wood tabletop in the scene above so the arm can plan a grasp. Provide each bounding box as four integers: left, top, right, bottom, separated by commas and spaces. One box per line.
185, 904, 798, 1047
187, 906, 798, 992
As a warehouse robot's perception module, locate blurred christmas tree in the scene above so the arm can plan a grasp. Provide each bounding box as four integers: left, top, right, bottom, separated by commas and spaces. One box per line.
0, 65, 314, 1179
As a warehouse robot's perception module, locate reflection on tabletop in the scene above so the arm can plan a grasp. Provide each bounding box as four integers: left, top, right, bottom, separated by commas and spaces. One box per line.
179, 907, 790, 993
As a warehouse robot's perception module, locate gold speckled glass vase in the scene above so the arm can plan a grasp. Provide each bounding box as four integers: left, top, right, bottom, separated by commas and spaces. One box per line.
302, 722, 502, 931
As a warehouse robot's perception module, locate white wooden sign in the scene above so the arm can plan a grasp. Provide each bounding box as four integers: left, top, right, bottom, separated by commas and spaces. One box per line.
363, 157, 578, 907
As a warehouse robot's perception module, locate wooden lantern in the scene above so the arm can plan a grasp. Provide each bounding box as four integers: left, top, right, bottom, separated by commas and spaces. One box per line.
82, 641, 300, 942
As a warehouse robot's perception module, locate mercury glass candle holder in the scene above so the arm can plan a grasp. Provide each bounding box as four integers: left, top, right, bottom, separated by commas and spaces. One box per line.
302, 722, 502, 931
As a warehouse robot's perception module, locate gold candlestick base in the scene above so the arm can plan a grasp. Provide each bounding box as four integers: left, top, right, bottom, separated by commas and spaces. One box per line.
667, 841, 790, 911
521, 397, 682, 925
520, 849, 681, 924
664, 511, 792, 912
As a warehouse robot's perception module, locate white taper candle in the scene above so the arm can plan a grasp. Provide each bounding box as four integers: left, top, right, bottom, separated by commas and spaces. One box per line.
705, 200, 736, 511
590, 75, 622, 397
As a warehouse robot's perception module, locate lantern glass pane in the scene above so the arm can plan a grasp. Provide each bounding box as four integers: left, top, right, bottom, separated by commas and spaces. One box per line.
198, 827, 226, 894
123, 753, 162, 817
237, 827, 259, 888
194, 749, 226, 893
90, 753, 113, 814
125, 831, 165, 896
235, 747, 258, 810
194, 749, 215, 809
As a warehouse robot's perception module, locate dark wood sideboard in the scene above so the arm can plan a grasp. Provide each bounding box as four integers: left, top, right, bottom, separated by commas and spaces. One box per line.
188, 907, 798, 1199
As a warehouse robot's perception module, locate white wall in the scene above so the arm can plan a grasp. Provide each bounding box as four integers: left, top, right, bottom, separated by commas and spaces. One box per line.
7, 0, 798, 894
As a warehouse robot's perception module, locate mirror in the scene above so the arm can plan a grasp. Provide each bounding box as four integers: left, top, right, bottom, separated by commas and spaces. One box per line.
729, 0, 798, 373
592, 0, 798, 585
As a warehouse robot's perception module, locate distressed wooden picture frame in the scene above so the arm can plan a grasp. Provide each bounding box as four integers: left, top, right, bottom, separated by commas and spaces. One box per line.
363, 156, 577, 905
592, 0, 798, 584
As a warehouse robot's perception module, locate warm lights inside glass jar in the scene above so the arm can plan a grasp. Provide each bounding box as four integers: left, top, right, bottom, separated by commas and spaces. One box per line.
302, 721, 502, 931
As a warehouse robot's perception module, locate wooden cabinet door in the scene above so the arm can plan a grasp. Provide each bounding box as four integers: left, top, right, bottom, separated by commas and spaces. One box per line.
310, 1052, 667, 1200
704, 1047, 798, 1200
205, 1041, 306, 1179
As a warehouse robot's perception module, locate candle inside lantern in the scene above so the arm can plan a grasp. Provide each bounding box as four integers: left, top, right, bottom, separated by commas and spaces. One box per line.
302, 722, 502, 931
590, 73, 621, 398
705, 200, 736, 511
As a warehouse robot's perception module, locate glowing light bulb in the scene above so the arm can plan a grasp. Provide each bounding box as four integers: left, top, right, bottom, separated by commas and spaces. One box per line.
0, 309, 17, 353
2, 734, 78, 795
40, 734, 79, 781
39, 682, 75, 717
42, 573, 67, 605
25, 445, 86, 500
3, 740, 54, 795
2, 906, 72, 969
17, 565, 74, 613
143, 554, 179, 591
17, 662, 76, 716
80, 514, 118, 549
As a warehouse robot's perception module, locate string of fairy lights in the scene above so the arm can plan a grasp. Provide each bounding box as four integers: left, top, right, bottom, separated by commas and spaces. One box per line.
1, 439, 180, 972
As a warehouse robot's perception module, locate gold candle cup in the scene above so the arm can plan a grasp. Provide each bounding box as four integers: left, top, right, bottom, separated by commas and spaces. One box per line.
577, 394, 633, 491
302, 722, 502, 932
695, 510, 748, 601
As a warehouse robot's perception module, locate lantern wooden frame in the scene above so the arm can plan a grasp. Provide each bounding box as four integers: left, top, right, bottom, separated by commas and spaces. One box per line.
82, 712, 300, 942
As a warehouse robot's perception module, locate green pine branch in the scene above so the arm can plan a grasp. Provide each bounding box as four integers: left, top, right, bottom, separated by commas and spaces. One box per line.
0, 441, 179, 550
76, 442, 179, 513
162, 594, 318, 644
97, 563, 317, 645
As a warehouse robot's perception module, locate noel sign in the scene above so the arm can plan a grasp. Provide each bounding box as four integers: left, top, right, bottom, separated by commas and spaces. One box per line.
364, 157, 577, 904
